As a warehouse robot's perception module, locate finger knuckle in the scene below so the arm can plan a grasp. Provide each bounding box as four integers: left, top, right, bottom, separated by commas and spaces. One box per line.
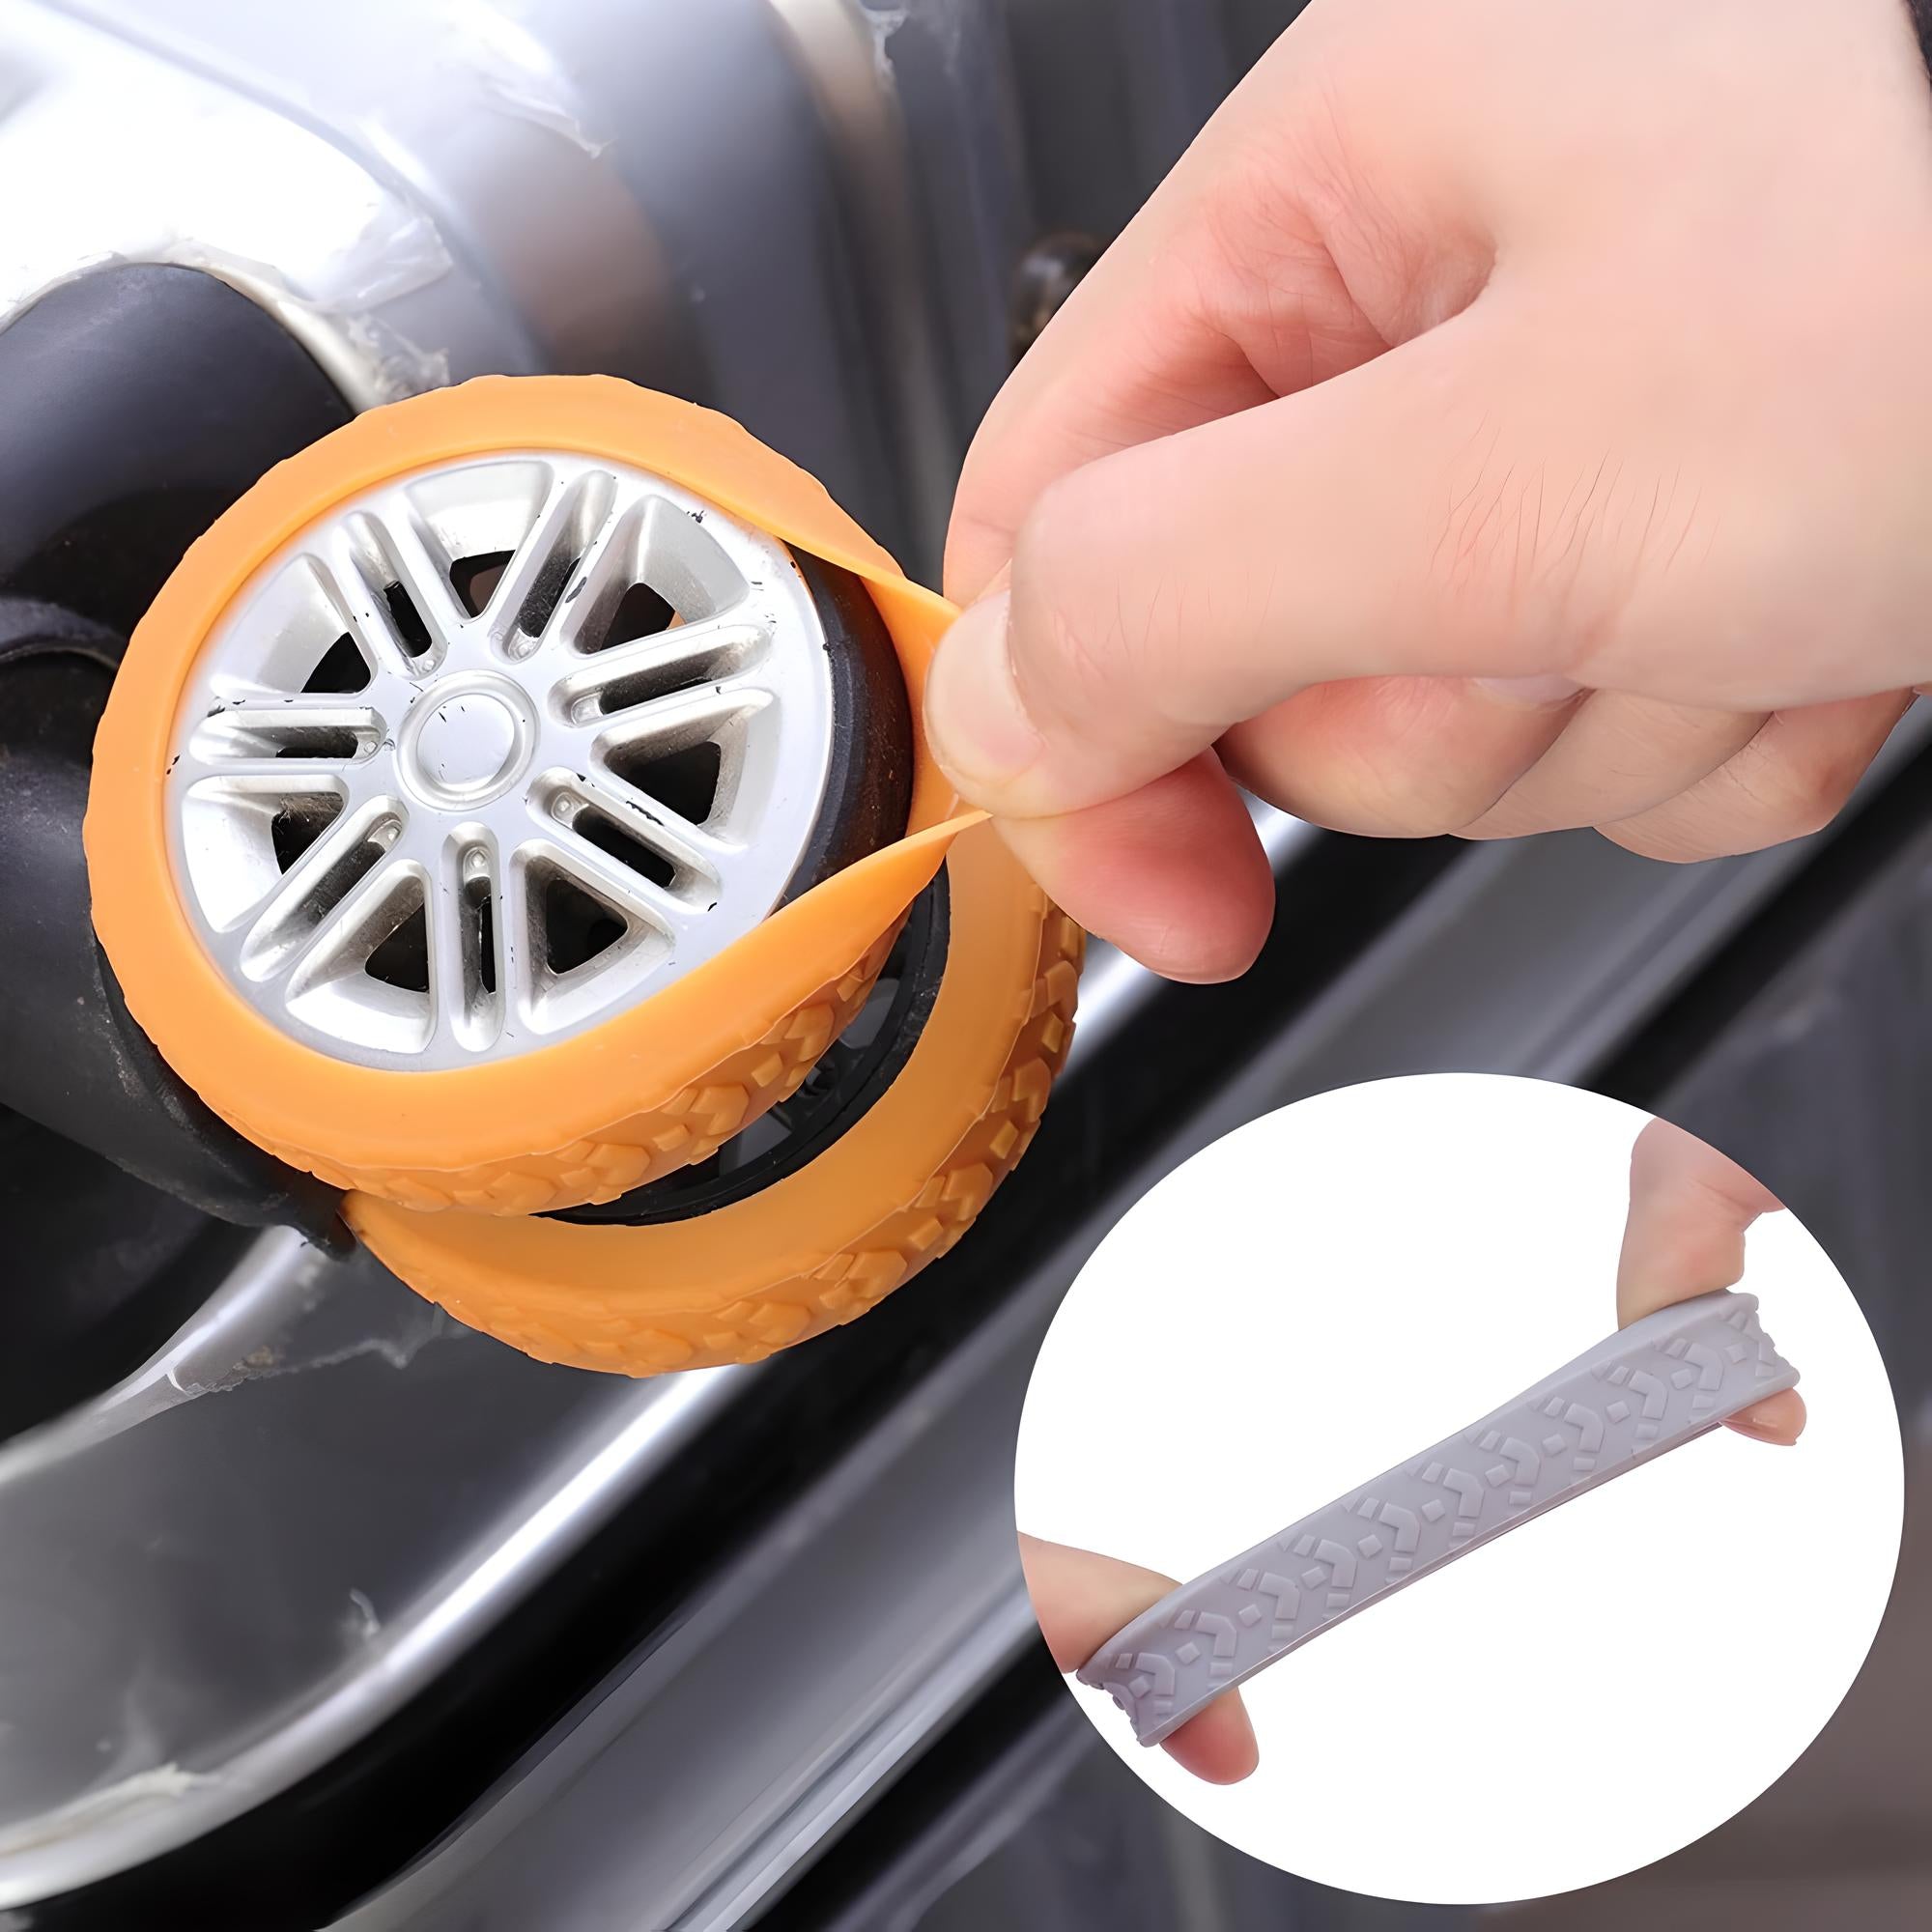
1597, 819, 1705, 866
1369, 773, 1499, 838
1299, 760, 1495, 838
1297, 679, 1510, 836
1737, 733, 1867, 843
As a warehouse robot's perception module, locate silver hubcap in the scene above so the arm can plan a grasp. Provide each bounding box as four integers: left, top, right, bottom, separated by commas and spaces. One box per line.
165, 454, 838, 1069
398, 673, 533, 807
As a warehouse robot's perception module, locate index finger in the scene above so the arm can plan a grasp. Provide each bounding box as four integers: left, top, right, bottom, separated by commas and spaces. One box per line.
941, 18, 1430, 605
1615, 1121, 1805, 1445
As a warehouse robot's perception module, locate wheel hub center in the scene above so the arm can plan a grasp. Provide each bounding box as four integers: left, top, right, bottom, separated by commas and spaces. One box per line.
400, 674, 534, 807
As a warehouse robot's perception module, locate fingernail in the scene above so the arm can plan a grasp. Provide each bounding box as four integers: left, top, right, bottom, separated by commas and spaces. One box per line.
1474, 673, 1583, 708
1726, 1401, 1802, 1444
924, 591, 1041, 791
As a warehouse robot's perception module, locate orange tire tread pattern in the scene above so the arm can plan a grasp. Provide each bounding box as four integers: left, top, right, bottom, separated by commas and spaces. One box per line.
233, 923, 900, 1215
384, 899, 1083, 1372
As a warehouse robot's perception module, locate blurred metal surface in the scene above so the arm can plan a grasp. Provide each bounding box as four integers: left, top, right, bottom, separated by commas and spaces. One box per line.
0, 1236, 744, 1900
0, 0, 1310, 575
4, 0, 922, 569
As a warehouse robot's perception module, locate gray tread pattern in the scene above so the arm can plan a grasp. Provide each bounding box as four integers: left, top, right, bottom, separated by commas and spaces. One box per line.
1077, 1289, 1798, 1745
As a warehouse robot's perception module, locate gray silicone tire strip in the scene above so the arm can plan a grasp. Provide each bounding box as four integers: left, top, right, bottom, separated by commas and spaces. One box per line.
1077, 1288, 1798, 1747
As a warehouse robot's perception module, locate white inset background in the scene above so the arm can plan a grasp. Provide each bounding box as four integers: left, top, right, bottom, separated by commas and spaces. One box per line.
1014, 1074, 1903, 1905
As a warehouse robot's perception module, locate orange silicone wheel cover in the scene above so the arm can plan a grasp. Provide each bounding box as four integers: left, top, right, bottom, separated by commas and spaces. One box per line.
347, 820, 1080, 1374
85, 377, 983, 1178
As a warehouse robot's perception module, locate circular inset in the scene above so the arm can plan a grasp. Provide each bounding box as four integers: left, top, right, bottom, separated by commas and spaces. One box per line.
1014, 1075, 1902, 1905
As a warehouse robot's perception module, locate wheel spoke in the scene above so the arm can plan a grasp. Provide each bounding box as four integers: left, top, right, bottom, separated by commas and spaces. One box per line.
481, 474, 610, 655
551, 765, 729, 884
310, 529, 434, 682
285, 845, 419, 995
497, 851, 537, 1020
547, 497, 645, 655
584, 694, 772, 810
549, 613, 765, 725
421, 838, 495, 1051
236, 801, 409, 985
425, 860, 466, 1040
369, 503, 467, 648
531, 807, 695, 941
183, 697, 386, 780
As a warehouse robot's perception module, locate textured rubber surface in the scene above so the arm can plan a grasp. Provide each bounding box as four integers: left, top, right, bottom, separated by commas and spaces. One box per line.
348, 824, 1082, 1372
267, 922, 898, 1213
1079, 1290, 1799, 1746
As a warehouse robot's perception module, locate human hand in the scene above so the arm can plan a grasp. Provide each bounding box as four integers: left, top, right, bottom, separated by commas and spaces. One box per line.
927, 0, 1932, 980
1618, 1119, 1806, 1444
1018, 1532, 1259, 1782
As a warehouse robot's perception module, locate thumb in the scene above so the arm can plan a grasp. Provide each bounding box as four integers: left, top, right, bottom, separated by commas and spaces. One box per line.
1616, 1120, 1805, 1445
924, 303, 1565, 821
1019, 1533, 1259, 1784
